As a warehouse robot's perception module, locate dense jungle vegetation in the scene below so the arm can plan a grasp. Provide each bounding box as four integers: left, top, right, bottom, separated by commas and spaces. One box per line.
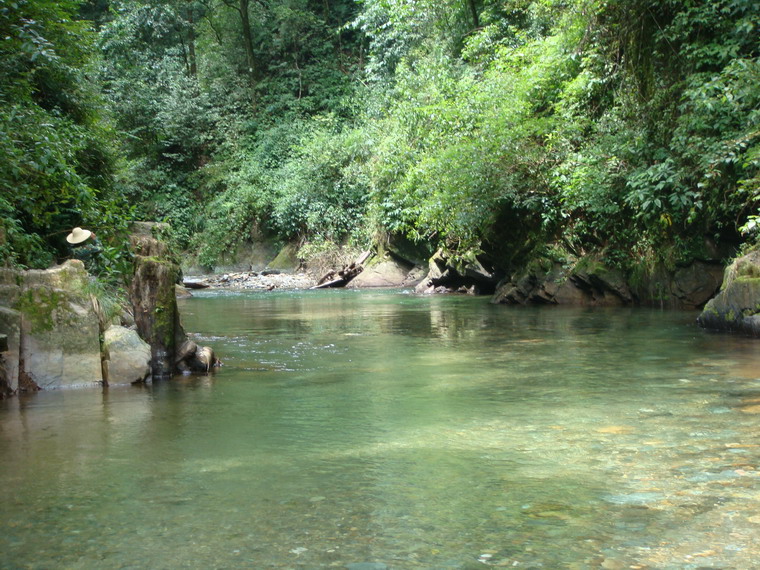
1, 0, 759, 280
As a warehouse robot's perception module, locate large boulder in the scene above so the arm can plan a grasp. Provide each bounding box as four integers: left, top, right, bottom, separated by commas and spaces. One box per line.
348, 258, 423, 288
6, 261, 103, 389
103, 325, 151, 384
698, 248, 760, 336
129, 223, 219, 378
0, 307, 21, 393
415, 249, 500, 294
131, 249, 183, 378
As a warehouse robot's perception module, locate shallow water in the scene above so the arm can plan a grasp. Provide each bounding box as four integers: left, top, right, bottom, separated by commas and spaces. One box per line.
2, 289, 760, 569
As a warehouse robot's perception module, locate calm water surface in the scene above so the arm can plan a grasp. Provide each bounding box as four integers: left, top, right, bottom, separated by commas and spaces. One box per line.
2, 289, 760, 569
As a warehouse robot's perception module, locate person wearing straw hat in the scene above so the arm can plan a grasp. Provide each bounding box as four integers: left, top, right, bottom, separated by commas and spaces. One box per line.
66, 227, 102, 273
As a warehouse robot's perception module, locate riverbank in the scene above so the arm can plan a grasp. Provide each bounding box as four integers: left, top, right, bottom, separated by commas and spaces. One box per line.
183, 270, 316, 291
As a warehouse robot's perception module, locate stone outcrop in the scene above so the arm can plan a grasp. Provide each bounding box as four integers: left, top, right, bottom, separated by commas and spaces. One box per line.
103, 325, 151, 384
131, 247, 182, 378
415, 249, 501, 295
129, 222, 219, 377
267, 243, 301, 272
348, 257, 425, 288
182, 237, 279, 275
0, 334, 10, 398
0, 307, 21, 393
491, 255, 724, 309
0, 223, 219, 396
0, 261, 103, 390
698, 248, 760, 336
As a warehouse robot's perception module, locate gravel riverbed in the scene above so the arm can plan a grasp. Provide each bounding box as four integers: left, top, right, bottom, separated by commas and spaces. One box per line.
183, 270, 316, 291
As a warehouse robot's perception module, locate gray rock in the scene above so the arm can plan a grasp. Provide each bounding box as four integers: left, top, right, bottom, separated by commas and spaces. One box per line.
493, 254, 726, 309
348, 259, 416, 288
0, 307, 21, 392
415, 249, 498, 294
0, 261, 104, 390
19, 288, 103, 389
175, 284, 193, 298
103, 325, 151, 384
672, 261, 723, 308
698, 247, 760, 336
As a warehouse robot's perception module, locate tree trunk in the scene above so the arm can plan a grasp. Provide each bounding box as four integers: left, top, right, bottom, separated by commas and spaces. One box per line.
467, 0, 479, 30
187, 0, 197, 76
239, 0, 256, 88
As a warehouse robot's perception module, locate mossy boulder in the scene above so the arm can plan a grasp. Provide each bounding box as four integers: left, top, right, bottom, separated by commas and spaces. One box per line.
129, 225, 219, 378
493, 256, 632, 306
698, 248, 760, 336
348, 257, 422, 288
267, 243, 300, 272
131, 254, 182, 379
1, 261, 104, 390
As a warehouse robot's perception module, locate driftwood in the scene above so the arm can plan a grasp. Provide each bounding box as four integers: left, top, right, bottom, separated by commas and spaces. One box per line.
311, 250, 373, 289
183, 279, 210, 289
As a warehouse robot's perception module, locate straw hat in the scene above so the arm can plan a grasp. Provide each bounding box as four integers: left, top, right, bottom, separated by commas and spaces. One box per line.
66, 227, 92, 245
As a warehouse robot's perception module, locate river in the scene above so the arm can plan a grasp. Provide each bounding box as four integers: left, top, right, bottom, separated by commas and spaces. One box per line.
2, 289, 760, 568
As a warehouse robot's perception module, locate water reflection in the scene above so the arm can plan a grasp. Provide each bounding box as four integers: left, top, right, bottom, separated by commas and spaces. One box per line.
1, 290, 760, 568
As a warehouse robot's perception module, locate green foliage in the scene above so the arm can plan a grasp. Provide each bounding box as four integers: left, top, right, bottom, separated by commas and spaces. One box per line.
5, 0, 759, 277
0, 0, 128, 270
194, 116, 372, 268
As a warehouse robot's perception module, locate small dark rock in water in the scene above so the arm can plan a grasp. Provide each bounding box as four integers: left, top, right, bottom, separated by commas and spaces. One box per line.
345, 563, 388, 570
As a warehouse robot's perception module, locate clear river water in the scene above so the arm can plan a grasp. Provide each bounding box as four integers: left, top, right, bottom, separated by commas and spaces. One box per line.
2, 289, 760, 569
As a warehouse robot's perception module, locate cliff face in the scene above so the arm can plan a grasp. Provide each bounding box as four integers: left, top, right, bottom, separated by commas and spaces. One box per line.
490, 257, 724, 310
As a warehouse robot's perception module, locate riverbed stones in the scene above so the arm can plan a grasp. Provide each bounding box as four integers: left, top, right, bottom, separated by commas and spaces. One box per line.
103, 325, 151, 384
191, 270, 314, 290
698, 247, 760, 336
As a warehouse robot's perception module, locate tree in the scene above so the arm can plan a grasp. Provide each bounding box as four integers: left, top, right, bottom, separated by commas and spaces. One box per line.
0, 0, 124, 269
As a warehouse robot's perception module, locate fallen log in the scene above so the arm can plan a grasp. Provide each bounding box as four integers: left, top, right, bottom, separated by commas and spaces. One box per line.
316, 269, 337, 286
311, 250, 374, 289
311, 277, 347, 289
183, 279, 210, 289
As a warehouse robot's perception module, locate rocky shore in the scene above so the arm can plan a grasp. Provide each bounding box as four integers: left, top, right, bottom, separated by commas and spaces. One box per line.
182, 270, 316, 292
